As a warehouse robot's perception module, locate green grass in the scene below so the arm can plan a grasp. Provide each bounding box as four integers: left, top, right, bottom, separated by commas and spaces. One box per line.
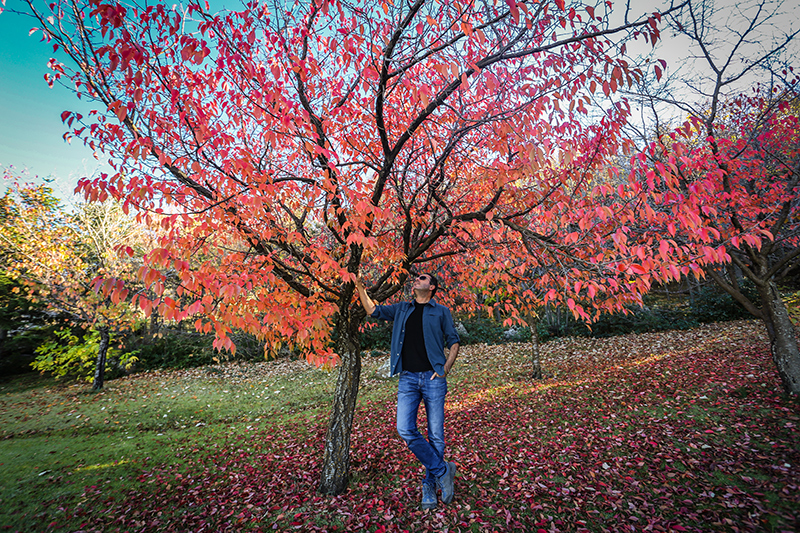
0, 357, 395, 531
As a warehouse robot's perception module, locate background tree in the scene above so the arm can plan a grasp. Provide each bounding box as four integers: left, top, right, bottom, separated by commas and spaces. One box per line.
0, 273, 42, 354
20, 0, 691, 493
0, 171, 143, 388
623, 0, 800, 394
0, 261, 59, 376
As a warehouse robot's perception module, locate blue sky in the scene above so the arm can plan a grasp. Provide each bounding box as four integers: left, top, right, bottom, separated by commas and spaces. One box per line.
0, 1, 238, 200
1, 0, 796, 200
0, 5, 104, 199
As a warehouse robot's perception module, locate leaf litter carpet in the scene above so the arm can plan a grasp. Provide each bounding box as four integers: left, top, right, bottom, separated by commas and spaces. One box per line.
67, 321, 799, 532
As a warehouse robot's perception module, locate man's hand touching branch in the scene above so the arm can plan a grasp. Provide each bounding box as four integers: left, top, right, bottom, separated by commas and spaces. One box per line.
354, 274, 376, 317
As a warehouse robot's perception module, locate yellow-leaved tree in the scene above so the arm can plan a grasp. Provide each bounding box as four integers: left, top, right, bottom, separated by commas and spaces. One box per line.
0, 169, 144, 389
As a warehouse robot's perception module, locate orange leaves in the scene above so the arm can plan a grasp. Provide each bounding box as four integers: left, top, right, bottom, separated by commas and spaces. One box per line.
611, 65, 622, 86
306, 347, 340, 369
646, 16, 661, 46
213, 335, 236, 356
139, 265, 167, 299
108, 100, 127, 122
586, 284, 597, 299
622, 93, 800, 298
432, 61, 452, 79
658, 239, 670, 260
730, 234, 765, 251
147, 247, 172, 269
218, 283, 243, 299
194, 317, 213, 334
33, 0, 764, 369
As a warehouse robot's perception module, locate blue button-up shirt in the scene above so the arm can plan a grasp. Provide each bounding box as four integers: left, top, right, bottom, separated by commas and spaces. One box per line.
371, 299, 460, 377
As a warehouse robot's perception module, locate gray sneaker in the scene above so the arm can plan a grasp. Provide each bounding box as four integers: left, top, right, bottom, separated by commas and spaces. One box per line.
421, 482, 437, 510
436, 461, 457, 504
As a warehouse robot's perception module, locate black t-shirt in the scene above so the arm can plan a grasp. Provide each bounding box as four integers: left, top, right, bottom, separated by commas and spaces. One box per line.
401, 301, 433, 372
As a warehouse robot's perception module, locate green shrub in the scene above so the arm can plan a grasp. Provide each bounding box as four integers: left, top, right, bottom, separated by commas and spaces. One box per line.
531, 282, 758, 341
0, 324, 64, 376
359, 314, 532, 348
132, 331, 218, 370
31, 329, 137, 381
690, 283, 756, 323
578, 307, 698, 338
456, 316, 532, 345
784, 289, 800, 327
359, 319, 392, 352
128, 326, 312, 370
0, 273, 71, 376
228, 330, 273, 361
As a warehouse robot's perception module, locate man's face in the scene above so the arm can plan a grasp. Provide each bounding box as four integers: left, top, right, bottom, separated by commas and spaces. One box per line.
412, 274, 435, 293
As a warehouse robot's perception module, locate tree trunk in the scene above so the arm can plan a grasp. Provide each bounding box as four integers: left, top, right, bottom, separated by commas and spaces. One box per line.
758, 282, 800, 395
319, 314, 362, 495
528, 315, 542, 380
92, 326, 110, 390
149, 309, 160, 337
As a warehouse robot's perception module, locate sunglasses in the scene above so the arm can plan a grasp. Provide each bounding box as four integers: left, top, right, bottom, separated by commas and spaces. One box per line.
416, 275, 429, 280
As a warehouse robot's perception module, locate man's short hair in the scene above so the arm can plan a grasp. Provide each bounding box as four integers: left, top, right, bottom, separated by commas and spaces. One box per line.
426, 273, 439, 297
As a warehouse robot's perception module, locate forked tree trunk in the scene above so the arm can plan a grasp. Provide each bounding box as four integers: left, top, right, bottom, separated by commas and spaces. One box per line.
92, 325, 110, 391
319, 314, 362, 495
758, 282, 800, 395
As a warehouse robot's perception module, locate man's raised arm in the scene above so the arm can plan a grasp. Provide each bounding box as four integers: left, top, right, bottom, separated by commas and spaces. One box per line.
354, 276, 376, 316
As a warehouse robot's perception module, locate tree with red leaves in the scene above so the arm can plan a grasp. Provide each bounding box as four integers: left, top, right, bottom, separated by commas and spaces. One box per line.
623, 0, 800, 395
18, 0, 689, 494
638, 91, 800, 395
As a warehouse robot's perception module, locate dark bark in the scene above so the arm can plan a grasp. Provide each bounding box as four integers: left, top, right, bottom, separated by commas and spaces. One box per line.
528, 315, 542, 380
92, 326, 110, 391
318, 313, 362, 495
757, 282, 800, 395
149, 310, 160, 337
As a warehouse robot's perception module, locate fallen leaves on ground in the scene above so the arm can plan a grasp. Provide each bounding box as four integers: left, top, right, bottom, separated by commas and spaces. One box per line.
28, 321, 800, 532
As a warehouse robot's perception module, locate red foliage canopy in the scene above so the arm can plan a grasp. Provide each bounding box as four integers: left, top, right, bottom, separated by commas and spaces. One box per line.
25, 0, 692, 360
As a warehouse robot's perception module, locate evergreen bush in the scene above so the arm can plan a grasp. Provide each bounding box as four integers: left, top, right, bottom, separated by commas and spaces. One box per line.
689, 283, 756, 323
359, 319, 392, 352
132, 332, 217, 370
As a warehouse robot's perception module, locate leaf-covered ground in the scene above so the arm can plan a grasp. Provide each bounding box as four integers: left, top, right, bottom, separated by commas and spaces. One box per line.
4, 321, 800, 532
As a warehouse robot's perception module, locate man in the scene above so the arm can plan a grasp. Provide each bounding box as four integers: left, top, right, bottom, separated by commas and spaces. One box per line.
354, 272, 460, 510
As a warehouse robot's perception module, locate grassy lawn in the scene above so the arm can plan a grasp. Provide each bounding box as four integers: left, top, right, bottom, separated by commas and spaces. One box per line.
1, 320, 798, 532
0, 358, 367, 531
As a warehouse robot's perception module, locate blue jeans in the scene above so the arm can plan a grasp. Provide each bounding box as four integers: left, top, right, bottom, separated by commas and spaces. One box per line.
397, 370, 448, 483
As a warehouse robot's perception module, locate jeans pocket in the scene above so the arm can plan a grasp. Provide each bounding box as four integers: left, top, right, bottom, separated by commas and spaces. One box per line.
428, 375, 447, 395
